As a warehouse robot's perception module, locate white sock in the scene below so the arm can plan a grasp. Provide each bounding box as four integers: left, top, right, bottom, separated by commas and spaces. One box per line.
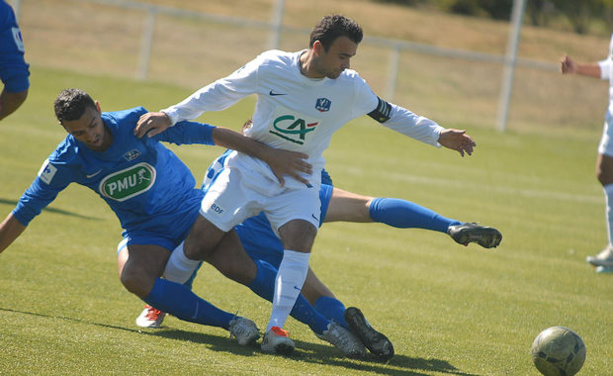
163, 241, 201, 284
604, 184, 613, 247
266, 250, 311, 332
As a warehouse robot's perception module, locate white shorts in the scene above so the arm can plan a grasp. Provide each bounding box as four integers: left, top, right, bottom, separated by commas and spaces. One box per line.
200, 165, 321, 233
598, 110, 613, 157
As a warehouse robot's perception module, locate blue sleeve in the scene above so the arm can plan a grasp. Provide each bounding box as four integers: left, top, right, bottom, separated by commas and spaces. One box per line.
12, 159, 73, 226
153, 121, 216, 146
0, 2, 29, 92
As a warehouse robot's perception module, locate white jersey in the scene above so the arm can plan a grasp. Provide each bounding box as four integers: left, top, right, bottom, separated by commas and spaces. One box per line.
163, 49, 444, 188
598, 33, 613, 110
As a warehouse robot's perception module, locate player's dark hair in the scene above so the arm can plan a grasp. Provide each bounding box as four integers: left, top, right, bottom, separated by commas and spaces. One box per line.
309, 15, 363, 51
54, 88, 97, 124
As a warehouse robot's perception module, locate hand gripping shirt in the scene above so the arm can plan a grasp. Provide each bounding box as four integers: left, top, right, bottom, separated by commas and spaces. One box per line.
163, 49, 444, 189
12, 107, 215, 237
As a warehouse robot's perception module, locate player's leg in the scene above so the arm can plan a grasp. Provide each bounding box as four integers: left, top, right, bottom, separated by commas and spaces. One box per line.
324, 187, 456, 229
205, 230, 258, 285
257, 184, 324, 355
161, 214, 229, 287
184, 214, 228, 263
183, 164, 255, 266
118, 243, 259, 344
211, 232, 330, 333
325, 187, 501, 248
301, 268, 393, 360
117, 239, 168, 328
230, 217, 365, 357
588, 152, 613, 270
301, 268, 344, 324
186, 225, 333, 336
259, 218, 317, 354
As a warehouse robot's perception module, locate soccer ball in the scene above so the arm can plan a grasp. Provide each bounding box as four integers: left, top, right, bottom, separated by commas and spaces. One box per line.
531, 326, 586, 376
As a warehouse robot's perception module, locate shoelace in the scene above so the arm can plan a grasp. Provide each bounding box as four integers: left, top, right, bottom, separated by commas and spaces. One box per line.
144, 306, 163, 320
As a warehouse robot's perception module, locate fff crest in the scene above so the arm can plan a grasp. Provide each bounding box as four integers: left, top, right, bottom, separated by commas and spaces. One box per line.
123, 149, 142, 161
315, 98, 331, 112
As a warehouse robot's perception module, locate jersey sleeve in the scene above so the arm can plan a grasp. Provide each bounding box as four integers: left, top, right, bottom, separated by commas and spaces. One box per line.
382, 103, 443, 147
12, 159, 73, 226
0, 2, 30, 93
162, 57, 260, 125
351, 73, 380, 118
352, 75, 442, 147
599, 59, 611, 81
599, 33, 613, 81
153, 120, 216, 146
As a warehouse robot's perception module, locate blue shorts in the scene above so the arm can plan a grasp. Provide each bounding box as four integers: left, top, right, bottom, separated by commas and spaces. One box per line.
117, 200, 200, 253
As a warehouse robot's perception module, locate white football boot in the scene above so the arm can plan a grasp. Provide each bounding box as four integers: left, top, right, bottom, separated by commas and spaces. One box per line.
136, 305, 166, 328
261, 326, 295, 355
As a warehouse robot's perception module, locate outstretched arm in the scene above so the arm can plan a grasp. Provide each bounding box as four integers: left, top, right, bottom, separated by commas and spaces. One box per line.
560, 55, 601, 78
0, 213, 26, 254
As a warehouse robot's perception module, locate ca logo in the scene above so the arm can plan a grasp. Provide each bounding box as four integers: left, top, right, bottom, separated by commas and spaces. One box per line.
269, 115, 318, 145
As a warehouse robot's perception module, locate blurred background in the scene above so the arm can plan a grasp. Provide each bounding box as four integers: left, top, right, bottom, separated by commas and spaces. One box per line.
9, 0, 613, 136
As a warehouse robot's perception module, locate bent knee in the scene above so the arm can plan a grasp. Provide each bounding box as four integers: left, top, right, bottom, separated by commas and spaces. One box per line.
120, 269, 156, 298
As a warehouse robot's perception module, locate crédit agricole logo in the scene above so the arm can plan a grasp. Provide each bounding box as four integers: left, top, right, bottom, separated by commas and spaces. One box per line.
268, 106, 320, 145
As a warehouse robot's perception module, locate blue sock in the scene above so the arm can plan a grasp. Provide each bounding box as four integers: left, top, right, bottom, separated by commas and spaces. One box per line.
369, 197, 461, 233
247, 260, 329, 334
144, 278, 234, 329
314, 296, 349, 329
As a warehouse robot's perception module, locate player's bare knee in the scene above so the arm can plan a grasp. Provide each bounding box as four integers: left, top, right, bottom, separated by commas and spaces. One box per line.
596, 154, 613, 185
185, 217, 224, 259
596, 169, 613, 186
120, 268, 154, 298
279, 220, 317, 251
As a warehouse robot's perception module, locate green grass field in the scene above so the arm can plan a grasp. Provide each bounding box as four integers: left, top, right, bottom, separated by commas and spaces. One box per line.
0, 65, 611, 375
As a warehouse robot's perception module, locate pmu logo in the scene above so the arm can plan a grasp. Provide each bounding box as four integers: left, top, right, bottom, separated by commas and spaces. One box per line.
99, 162, 156, 201
269, 115, 318, 145
315, 98, 331, 112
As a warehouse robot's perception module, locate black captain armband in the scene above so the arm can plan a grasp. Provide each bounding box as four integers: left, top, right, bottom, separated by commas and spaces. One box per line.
367, 97, 392, 123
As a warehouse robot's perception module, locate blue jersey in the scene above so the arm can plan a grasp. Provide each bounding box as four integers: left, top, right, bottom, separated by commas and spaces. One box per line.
0, 1, 29, 92
202, 150, 334, 267
13, 107, 215, 248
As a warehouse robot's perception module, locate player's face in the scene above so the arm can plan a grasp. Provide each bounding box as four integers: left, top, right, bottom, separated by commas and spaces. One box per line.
62, 102, 112, 152
315, 36, 358, 79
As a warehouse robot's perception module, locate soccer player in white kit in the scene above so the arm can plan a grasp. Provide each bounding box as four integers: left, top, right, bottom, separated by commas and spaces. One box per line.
561, 34, 613, 273
137, 15, 478, 354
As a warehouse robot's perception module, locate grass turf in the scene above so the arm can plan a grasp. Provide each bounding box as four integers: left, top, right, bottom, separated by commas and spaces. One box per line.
0, 66, 611, 375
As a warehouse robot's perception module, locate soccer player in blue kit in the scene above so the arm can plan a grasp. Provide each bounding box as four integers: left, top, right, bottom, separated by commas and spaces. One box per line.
0, 88, 313, 346
137, 146, 502, 361
137, 14, 480, 355
0, 0, 30, 121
